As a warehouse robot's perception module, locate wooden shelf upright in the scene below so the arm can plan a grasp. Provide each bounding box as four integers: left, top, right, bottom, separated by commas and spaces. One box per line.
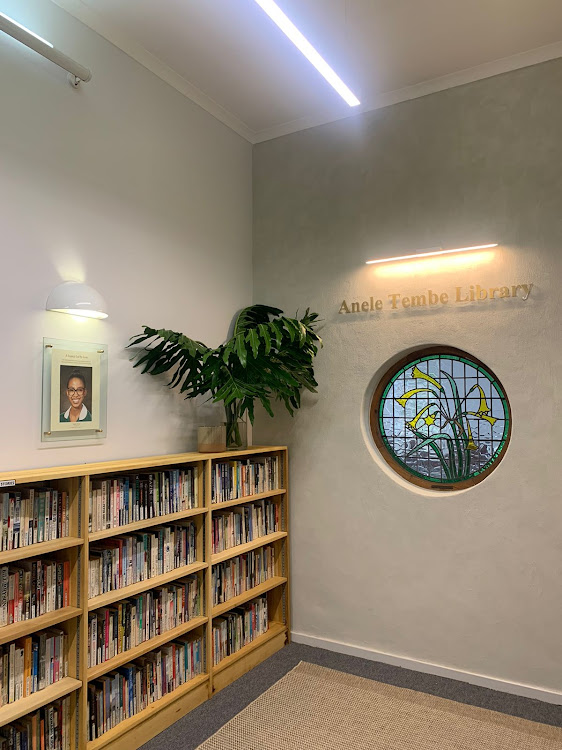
0, 446, 289, 750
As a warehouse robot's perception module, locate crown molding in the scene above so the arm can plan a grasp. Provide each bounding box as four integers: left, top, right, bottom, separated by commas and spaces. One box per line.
51, 0, 257, 143
51, 1, 562, 146
253, 40, 562, 143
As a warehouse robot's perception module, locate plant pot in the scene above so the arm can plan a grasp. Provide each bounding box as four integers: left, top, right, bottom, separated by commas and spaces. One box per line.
198, 425, 226, 453
225, 419, 247, 451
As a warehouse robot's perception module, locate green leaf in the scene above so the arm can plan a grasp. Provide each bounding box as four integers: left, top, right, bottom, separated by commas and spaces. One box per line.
258, 324, 272, 355
235, 333, 247, 368
247, 329, 260, 358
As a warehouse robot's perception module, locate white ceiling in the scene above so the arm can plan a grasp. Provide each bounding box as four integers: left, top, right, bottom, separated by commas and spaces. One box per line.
54, 0, 562, 142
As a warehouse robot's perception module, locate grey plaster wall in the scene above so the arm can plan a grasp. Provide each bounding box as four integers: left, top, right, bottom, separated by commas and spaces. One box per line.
253, 59, 562, 693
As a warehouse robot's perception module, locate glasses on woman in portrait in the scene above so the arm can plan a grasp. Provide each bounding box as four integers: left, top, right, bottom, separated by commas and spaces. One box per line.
60, 370, 92, 422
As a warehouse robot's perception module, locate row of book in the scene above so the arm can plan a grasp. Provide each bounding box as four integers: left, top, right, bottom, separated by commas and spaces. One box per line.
87, 635, 203, 741
212, 596, 268, 666
1, 490, 69, 552
88, 467, 199, 533
212, 547, 275, 606
88, 523, 197, 599
211, 499, 280, 554
0, 629, 67, 706
0, 696, 71, 750
0, 561, 70, 628
211, 456, 280, 504
87, 574, 201, 668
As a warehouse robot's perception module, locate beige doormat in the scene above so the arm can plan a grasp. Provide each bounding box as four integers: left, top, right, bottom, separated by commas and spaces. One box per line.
197, 661, 562, 750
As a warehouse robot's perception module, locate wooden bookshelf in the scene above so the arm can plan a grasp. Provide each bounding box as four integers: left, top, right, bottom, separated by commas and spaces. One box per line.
0, 677, 82, 728
210, 487, 286, 510
0, 447, 289, 750
87, 561, 208, 611
86, 674, 209, 750
86, 616, 208, 680
0, 536, 83, 564
211, 530, 288, 564
0, 606, 83, 646
88, 507, 205, 542
212, 576, 288, 618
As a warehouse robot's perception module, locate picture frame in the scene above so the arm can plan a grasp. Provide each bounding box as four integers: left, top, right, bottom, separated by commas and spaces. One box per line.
42, 338, 108, 443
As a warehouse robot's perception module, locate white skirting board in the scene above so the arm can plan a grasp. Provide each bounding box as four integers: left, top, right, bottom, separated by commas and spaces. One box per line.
291, 631, 562, 705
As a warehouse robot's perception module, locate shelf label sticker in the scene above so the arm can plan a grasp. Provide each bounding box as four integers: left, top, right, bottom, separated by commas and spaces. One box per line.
0, 480, 15, 488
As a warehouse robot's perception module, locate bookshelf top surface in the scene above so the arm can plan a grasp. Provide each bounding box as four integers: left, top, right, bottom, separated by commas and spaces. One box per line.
0, 446, 287, 484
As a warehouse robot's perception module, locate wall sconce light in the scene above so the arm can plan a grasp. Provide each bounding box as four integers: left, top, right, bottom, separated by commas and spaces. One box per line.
46, 282, 108, 319
0, 11, 92, 86
366, 244, 498, 265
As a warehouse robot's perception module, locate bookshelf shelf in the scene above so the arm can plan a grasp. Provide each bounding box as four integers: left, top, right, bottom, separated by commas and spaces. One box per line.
0, 447, 289, 750
213, 622, 287, 675
0, 677, 81, 728
0, 536, 83, 565
87, 616, 208, 681
88, 561, 208, 611
0, 606, 82, 646
212, 576, 288, 618
86, 673, 209, 750
89, 507, 205, 542
211, 531, 287, 565
211, 487, 286, 511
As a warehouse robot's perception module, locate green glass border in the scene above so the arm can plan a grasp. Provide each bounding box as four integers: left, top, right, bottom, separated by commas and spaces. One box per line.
378, 353, 510, 485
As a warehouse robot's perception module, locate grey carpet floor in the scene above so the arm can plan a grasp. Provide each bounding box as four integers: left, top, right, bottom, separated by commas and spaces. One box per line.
141, 643, 562, 750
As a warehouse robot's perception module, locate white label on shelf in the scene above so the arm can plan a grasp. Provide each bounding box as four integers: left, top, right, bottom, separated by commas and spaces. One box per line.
0, 480, 15, 487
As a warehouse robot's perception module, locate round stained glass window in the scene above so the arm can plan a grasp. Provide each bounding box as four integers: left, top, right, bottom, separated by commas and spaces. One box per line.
370, 347, 511, 490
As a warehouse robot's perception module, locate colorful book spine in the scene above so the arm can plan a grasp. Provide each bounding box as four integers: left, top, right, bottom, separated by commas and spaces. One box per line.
89, 467, 199, 533
212, 546, 275, 606
212, 595, 268, 666
87, 635, 203, 740
88, 523, 197, 599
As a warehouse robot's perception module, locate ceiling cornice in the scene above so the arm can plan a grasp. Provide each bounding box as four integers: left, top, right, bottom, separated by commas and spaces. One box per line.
51, 0, 257, 143
52, 0, 562, 145
253, 40, 562, 143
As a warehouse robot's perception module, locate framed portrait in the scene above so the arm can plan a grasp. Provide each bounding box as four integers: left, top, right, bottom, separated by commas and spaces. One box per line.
42, 339, 108, 442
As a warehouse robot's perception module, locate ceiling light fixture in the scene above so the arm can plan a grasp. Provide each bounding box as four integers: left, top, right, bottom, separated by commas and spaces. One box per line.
253, 0, 360, 107
0, 11, 92, 86
46, 282, 108, 319
366, 244, 498, 265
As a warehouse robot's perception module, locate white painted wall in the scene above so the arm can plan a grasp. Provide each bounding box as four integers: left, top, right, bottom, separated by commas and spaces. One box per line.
0, 0, 252, 470
253, 60, 562, 694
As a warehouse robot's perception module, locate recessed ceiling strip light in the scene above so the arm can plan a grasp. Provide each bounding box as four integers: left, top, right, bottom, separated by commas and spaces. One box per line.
365, 244, 498, 265
253, 0, 360, 107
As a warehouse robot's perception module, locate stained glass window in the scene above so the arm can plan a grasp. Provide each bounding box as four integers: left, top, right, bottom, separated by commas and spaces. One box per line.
370, 348, 511, 490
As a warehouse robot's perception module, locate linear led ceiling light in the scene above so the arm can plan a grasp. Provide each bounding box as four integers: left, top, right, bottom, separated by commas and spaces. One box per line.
0, 11, 92, 86
366, 244, 498, 265
253, 0, 360, 107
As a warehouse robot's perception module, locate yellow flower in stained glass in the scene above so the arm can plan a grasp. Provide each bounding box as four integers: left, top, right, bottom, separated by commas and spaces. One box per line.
406, 404, 435, 430
411, 366, 443, 390
395, 388, 434, 408
424, 414, 436, 426
465, 419, 478, 451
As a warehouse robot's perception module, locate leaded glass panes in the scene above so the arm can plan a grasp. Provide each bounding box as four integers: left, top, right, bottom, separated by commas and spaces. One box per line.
370, 348, 511, 490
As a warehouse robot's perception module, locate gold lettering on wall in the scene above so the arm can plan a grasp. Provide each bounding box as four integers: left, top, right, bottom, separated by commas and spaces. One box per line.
338, 282, 534, 314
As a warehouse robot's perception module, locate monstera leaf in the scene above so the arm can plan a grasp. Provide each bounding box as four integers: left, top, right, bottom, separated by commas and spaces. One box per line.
128, 304, 322, 425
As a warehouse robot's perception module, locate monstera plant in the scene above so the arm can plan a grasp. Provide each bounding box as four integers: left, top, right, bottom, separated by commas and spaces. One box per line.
128, 305, 322, 448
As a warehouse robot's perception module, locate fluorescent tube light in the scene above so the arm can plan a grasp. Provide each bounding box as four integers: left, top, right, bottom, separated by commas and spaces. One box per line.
365, 244, 498, 265
0, 11, 53, 47
253, 0, 360, 107
0, 11, 91, 83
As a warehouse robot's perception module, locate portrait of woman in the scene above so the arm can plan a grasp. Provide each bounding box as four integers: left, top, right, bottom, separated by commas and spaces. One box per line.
59, 367, 93, 422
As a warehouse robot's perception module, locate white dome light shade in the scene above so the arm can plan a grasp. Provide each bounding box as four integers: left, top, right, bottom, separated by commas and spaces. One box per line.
46, 282, 108, 319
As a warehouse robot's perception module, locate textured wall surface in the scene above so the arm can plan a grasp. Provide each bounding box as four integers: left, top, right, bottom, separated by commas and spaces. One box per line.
253, 59, 562, 692
0, 0, 252, 469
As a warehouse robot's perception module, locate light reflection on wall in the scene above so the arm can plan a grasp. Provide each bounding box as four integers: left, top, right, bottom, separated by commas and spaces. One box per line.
371, 250, 496, 279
